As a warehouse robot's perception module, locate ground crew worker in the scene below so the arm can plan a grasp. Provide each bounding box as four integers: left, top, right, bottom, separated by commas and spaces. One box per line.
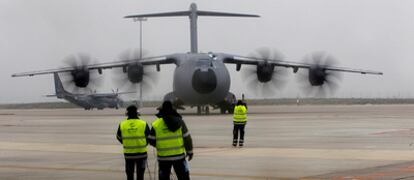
148, 101, 193, 180
233, 100, 247, 147
116, 105, 150, 180
241, 94, 248, 109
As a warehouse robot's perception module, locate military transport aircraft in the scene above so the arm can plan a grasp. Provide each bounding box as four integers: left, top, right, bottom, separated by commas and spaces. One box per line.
12, 3, 382, 114
48, 73, 127, 110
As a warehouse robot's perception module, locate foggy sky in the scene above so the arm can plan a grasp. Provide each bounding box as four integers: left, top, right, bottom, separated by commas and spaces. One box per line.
0, 0, 411, 103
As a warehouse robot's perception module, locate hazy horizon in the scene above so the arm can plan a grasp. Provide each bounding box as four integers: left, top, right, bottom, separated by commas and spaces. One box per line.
1, 0, 411, 103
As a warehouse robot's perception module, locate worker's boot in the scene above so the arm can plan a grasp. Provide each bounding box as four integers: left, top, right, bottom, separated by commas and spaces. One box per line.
232, 139, 237, 147
239, 139, 244, 147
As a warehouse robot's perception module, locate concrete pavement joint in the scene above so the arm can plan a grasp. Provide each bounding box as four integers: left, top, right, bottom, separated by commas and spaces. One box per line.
2, 141, 414, 161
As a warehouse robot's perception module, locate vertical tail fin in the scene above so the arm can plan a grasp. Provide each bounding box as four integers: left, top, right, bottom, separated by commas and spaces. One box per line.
54, 73, 68, 98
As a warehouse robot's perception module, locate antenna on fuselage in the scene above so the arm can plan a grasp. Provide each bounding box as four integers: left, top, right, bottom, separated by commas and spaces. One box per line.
124, 3, 259, 53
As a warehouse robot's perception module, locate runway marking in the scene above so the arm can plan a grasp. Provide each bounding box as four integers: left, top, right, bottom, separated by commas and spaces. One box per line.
371, 128, 414, 136
197, 147, 414, 161
0, 141, 122, 154
327, 164, 414, 180
0, 113, 14, 115
1, 141, 414, 161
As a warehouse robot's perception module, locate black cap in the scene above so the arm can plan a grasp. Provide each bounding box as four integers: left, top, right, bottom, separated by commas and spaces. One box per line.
161, 101, 173, 111
158, 101, 175, 115
126, 105, 138, 117
237, 100, 244, 105
156, 101, 181, 118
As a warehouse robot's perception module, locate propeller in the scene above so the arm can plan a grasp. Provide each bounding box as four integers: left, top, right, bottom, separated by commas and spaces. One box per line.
242, 48, 287, 96
112, 88, 119, 94
297, 51, 342, 97
112, 49, 158, 93
60, 53, 102, 93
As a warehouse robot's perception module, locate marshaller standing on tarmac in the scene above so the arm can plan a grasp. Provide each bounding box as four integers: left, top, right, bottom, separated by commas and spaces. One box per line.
148, 101, 193, 180
116, 105, 150, 180
233, 100, 248, 147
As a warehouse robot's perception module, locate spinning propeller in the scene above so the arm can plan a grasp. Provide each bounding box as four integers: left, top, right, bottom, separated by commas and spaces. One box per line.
242, 48, 287, 96
298, 52, 342, 97
112, 49, 158, 93
61, 53, 102, 93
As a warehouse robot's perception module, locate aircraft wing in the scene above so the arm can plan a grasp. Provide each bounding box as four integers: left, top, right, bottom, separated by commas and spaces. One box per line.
218, 53, 383, 75
11, 55, 176, 77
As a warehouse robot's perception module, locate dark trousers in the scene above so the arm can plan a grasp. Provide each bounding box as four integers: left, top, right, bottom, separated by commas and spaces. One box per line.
233, 124, 245, 143
158, 158, 190, 180
125, 158, 146, 180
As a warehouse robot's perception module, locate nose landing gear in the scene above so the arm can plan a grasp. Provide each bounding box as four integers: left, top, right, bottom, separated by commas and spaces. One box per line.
196, 105, 210, 115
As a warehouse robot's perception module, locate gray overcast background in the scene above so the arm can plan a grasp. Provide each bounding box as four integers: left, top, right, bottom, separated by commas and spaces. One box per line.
0, 0, 411, 103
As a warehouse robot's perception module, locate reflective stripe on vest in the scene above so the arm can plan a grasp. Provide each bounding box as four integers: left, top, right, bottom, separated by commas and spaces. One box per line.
233, 105, 247, 124
120, 119, 147, 154
152, 118, 185, 157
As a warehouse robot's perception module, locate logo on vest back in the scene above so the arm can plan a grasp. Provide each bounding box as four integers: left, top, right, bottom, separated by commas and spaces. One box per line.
128, 122, 138, 132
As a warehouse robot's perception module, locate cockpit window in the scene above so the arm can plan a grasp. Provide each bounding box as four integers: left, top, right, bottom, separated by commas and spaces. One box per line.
197, 59, 213, 67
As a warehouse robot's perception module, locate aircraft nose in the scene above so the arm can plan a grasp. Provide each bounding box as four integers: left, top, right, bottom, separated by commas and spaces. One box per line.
192, 68, 217, 94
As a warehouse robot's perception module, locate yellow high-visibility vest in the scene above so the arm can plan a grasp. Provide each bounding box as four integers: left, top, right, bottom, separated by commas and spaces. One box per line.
120, 119, 147, 154
233, 105, 247, 125
152, 118, 185, 157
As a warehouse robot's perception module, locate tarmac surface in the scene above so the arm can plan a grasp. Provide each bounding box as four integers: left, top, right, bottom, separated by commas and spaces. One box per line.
1, 104, 414, 180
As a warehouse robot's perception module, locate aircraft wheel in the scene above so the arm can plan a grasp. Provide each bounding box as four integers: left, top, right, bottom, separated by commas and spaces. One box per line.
197, 106, 201, 115
220, 107, 226, 114
205, 106, 209, 115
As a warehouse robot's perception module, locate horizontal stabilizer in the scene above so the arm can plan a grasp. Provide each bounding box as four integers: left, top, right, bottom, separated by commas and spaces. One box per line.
125, 11, 259, 19
197, 10, 259, 17
125, 11, 189, 18
124, 3, 260, 53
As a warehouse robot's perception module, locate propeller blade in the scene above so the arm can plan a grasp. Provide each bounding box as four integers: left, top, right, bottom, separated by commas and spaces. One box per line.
298, 52, 342, 97
113, 48, 157, 93
242, 48, 287, 96
256, 47, 272, 60
61, 53, 102, 91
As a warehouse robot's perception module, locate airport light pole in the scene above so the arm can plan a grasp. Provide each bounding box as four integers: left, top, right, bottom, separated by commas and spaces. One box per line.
134, 17, 147, 109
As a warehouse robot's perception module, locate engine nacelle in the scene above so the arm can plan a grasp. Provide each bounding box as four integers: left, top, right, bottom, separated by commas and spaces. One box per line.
127, 63, 144, 83
71, 69, 90, 87
308, 66, 326, 86
256, 63, 274, 83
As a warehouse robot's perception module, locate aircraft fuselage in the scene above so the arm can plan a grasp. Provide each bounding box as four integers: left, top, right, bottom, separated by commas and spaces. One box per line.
172, 53, 231, 106
62, 94, 121, 110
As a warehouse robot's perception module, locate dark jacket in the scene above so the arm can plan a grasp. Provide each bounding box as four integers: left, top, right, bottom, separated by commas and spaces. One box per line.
148, 110, 193, 158
117, 117, 150, 159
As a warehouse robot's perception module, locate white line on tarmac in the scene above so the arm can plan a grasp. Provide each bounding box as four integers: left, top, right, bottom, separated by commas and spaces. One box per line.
198, 148, 414, 161
0, 141, 122, 154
